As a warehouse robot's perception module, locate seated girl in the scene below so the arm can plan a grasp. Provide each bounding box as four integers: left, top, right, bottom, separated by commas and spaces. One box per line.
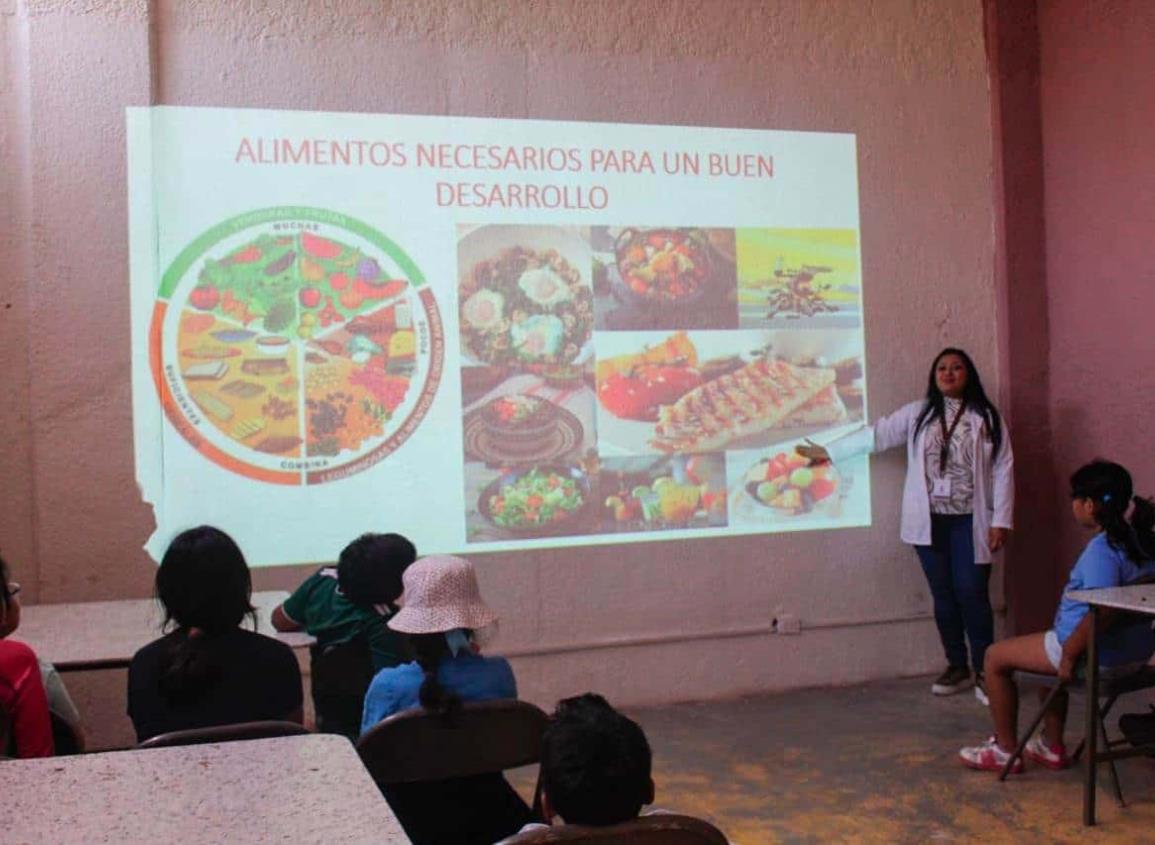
360, 554, 531, 845
0, 553, 54, 757
127, 526, 303, 743
960, 460, 1155, 772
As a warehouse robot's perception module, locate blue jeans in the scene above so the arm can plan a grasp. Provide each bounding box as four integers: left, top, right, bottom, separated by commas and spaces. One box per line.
914, 514, 993, 674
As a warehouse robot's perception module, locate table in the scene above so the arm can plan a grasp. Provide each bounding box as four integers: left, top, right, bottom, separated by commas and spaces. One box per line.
14, 590, 314, 671
1066, 584, 1155, 825
3, 733, 408, 844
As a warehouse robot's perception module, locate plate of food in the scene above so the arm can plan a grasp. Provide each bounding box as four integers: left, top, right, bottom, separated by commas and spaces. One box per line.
478, 464, 592, 536
739, 450, 842, 517
614, 228, 711, 307
463, 393, 585, 465
458, 225, 594, 369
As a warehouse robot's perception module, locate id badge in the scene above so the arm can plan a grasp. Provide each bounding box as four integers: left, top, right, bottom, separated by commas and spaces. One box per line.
932, 477, 952, 498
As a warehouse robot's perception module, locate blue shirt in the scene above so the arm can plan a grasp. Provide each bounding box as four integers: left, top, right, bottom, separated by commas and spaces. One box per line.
360, 651, 517, 734
1053, 533, 1155, 667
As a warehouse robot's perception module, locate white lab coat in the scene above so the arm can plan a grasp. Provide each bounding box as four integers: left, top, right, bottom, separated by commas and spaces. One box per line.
826, 400, 1014, 563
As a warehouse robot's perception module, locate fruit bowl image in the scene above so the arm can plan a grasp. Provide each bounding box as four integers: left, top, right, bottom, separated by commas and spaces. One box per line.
741, 450, 840, 517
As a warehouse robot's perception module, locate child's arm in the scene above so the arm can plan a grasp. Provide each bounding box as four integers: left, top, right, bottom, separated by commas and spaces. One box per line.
270, 604, 302, 632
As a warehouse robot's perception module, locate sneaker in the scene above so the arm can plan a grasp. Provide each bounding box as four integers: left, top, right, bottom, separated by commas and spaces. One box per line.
959, 737, 1023, 773
932, 665, 973, 696
1024, 735, 1071, 770
974, 673, 990, 706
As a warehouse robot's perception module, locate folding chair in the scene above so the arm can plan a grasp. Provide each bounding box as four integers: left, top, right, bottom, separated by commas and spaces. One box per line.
999, 665, 1155, 805
500, 813, 729, 844
356, 699, 550, 845
309, 632, 375, 741
136, 720, 311, 749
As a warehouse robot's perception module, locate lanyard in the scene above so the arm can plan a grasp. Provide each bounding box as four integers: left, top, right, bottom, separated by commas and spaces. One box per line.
939, 402, 966, 473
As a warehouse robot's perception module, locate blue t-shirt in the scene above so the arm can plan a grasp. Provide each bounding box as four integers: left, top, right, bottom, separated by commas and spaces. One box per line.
360, 651, 517, 734
1053, 533, 1155, 667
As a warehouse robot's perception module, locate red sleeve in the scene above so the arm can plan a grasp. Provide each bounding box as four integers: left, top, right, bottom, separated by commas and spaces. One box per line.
0, 641, 55, 758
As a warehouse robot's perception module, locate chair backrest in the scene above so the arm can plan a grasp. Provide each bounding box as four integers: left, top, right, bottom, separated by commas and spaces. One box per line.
50, 712, 82, 756
356, 699, 550, 783
501, 814, 729, 844
136, 720, 311, 749
0, 704, 10, 758
310, 633, 375, 740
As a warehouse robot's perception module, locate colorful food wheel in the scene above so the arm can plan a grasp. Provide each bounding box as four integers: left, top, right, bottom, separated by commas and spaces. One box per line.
151, 208, 443, 485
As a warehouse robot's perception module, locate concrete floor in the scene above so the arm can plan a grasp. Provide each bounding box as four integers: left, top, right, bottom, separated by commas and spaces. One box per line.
514, 677, 1155, 844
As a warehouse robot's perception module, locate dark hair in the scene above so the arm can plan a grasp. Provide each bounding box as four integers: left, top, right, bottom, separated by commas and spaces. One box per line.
914, 348, 1003, 458
539, 693, 653, 826
337, 533, 416, 608
1070, 461, 1155, 563
411, 633, 464, 719
0, 552, 10, 603
155, 526, 256, 704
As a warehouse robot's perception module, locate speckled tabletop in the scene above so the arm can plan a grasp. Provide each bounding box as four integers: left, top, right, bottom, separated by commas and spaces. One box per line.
4, 734, 408, 843
14, 590, 314, 670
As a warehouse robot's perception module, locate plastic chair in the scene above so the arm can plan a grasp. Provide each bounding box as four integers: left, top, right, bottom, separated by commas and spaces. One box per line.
500, 814, 730, 844
136, 720, 311, 749
50, 712, 83, 756
309, 632, 375, 741
356, 700, 550, 845
999, 665, 1155, 805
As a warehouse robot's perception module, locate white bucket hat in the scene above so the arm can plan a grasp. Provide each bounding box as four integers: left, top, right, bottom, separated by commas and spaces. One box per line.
387, 554, 498, 634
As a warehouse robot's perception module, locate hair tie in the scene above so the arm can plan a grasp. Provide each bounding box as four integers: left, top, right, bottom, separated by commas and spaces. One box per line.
1103, 493, 1113, 503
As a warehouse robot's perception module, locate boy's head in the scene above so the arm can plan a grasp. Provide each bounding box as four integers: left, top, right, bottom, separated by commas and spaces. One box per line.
539, 693, 654, 826
337, 533, 417, 609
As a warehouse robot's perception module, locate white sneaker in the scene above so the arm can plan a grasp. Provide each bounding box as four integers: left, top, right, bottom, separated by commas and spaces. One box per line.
974, 673, 989, 706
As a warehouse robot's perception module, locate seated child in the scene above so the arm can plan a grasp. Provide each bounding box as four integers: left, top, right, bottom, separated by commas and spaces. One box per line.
0, 553, 54, 757
272, 533, 416, 737
360, 554, 531, 845
960, 460, 1155, 772
501, 693, 655, 840
128, 526, 303, 743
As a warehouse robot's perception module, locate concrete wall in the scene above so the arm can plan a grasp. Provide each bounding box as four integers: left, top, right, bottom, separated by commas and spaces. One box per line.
1039, 0, 1155, 592
3, 0, 1008, 744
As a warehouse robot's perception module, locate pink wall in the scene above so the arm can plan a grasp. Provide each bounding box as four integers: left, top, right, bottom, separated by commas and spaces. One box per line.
3, 1, 1010, 744
1039, 0, 1155, 583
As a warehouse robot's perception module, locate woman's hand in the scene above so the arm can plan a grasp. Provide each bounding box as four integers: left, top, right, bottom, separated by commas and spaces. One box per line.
795, 439, 831, 466
988, 527, 1009, 552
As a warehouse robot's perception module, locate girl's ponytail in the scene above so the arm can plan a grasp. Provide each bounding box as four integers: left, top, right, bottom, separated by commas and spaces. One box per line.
412, 633, 462, 720
158, 628, 221, 704
1070, 461, 1155, 563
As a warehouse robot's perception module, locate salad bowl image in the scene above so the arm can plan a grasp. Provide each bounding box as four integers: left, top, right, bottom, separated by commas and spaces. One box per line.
478, 464, 593, 537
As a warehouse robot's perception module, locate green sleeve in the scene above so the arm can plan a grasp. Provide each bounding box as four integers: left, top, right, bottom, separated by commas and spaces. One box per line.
281, 572, 321, 625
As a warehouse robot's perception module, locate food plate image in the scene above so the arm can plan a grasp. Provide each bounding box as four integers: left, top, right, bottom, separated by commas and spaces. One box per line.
457, 225, 594, 370
462, 392, 586, 467
595, 453, 727, 533
593, 329, 866, 457
725, 444, 859, 526
736, 228, 862, 330
591, 226, 738, 330
476, 464, 594, 539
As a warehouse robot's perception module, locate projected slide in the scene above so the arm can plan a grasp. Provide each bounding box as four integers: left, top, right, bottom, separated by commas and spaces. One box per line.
129, 107, 869, 565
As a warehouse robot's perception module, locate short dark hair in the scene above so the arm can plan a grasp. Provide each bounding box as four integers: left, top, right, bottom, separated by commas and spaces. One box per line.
156, 526, 255, 633
540, 693, 653, 826
337, 533, 416, 608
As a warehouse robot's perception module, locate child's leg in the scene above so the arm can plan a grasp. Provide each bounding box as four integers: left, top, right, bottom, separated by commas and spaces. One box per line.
1040, 686, 1069, 748
983, 632, 1054, 750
